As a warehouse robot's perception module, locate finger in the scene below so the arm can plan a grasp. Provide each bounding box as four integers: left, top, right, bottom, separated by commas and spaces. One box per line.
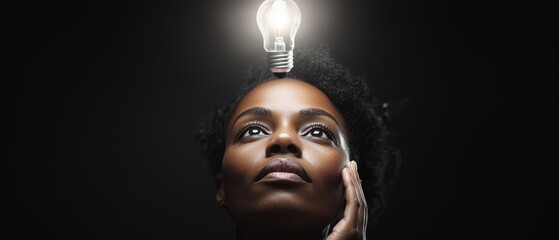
341, 166, 359, 225
352, 161, 368, 236
348, 162, 361, 218
327, 165, 363, 240
352, 161, 367, 211
349, 161, 365, 237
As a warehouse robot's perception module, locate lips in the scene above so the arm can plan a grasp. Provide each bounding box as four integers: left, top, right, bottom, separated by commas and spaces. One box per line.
255, 158, 312, 183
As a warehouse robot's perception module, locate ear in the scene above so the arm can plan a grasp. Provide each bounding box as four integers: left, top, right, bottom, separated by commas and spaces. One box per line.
214, 173, 225, 207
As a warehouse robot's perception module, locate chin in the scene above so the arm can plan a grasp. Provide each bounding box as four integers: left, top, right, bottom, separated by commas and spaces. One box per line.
228, 191, 341, 231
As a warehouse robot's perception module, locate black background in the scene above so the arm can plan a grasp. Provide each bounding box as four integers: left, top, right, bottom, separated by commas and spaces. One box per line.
5, 0, 556, 239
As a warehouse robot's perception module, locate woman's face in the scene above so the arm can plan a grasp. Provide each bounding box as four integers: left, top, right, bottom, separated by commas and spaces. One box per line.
218, 79, 350, 229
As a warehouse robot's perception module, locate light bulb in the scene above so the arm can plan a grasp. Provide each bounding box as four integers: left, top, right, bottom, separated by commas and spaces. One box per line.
256, 0, 301, 77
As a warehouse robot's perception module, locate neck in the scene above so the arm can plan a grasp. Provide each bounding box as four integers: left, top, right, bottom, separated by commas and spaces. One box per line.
236, 224, 327, 240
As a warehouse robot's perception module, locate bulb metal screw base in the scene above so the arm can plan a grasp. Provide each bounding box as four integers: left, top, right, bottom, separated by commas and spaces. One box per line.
268, 51, 293, 78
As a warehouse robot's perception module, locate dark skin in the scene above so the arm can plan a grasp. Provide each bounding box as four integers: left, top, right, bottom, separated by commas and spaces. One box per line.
215, 79, 367, 240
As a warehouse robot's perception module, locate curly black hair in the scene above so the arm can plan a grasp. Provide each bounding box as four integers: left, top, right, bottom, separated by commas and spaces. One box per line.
197, 43, 400, 222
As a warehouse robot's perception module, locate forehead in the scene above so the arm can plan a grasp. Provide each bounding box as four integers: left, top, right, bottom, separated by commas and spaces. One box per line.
229, 79, 347, 127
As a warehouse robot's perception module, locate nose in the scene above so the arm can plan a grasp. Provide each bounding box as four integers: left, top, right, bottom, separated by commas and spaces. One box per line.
266, 130, 302, 158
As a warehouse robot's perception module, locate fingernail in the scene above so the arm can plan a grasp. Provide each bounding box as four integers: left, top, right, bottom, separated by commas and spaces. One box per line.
353, 161, 358, 170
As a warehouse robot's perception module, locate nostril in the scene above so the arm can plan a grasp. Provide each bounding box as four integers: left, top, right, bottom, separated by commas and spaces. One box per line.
287, 144, 299, 153
267, 143, 300, 156
269, 145, 281, 153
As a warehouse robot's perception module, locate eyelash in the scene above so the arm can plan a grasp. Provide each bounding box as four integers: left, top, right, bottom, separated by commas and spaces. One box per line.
237, 122, 269, 139
236, 122, 337, 144
303, 123, 337, 143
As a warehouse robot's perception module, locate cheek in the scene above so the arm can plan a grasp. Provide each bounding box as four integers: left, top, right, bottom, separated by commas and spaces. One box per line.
222, 143, 264, 188
304, 145, 348, 211
305, 145, 349, 186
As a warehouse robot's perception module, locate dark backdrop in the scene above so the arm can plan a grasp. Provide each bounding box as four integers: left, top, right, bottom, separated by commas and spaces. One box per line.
5, 0, 556, 239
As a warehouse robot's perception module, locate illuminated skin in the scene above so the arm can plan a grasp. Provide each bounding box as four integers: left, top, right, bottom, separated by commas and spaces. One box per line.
215, 79, 367, 240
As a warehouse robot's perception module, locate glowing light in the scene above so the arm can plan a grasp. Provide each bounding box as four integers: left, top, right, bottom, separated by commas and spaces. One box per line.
256, 0, 301, 77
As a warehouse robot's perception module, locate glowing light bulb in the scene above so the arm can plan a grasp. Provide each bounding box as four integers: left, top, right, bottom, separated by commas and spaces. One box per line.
256, 0, 301, 77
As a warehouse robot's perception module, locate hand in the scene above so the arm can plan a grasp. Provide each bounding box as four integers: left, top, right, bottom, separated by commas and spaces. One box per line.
326, 161, 368, 240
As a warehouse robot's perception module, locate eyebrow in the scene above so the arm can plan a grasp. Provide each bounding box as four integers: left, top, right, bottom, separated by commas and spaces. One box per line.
231, 107, 272, 127
299, 108, 340, 126
232, 107, 340, 128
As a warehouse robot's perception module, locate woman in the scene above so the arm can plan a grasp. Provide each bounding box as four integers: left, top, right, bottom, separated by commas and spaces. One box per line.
198, 45, 399, 239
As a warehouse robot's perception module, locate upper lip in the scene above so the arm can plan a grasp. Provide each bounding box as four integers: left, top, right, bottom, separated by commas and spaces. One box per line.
255, 158, 312, 183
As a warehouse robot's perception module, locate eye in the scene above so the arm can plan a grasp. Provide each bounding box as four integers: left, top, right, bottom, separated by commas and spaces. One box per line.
239, 124, 269, 139
303, 126, 335, 141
